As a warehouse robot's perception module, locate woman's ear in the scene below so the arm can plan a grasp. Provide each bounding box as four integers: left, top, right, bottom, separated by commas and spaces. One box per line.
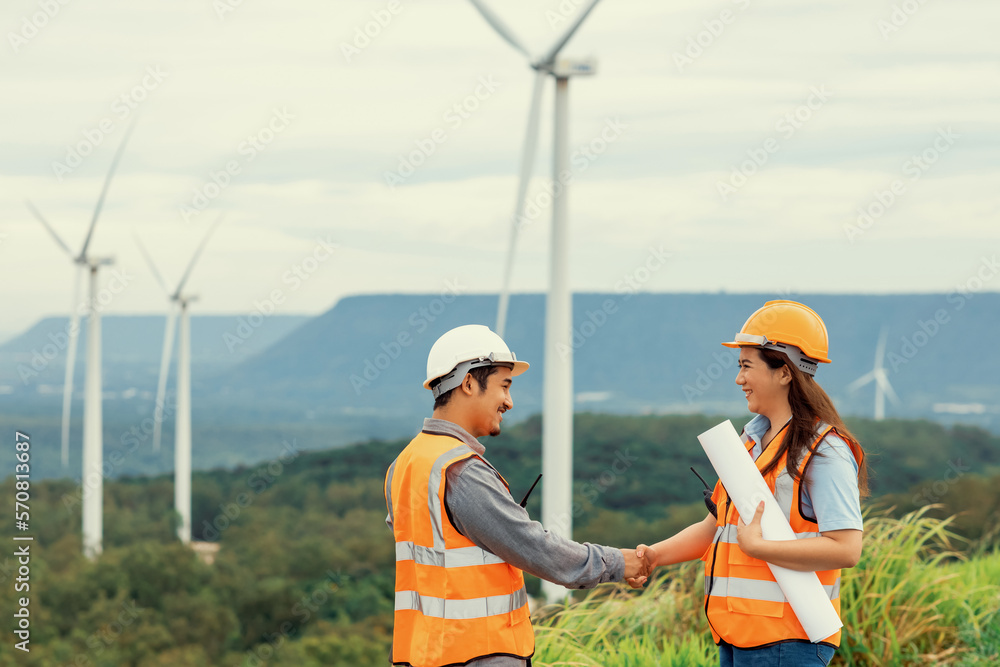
779, 365, 792, 385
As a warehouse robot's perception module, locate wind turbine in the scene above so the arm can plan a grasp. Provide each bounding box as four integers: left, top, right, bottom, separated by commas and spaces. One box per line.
467, 0, 601, 602
26, 125, 134, 559
846, 326, 900, 421
135, 214, 223, 544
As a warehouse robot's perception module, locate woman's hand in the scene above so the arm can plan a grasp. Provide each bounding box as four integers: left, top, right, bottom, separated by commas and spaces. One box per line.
736, 501, 766, 559
735, 500, 863, 570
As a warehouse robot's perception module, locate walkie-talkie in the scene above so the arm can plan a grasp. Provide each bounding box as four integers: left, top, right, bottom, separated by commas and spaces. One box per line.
690, 467, 718, 518
519, 473, 542, 508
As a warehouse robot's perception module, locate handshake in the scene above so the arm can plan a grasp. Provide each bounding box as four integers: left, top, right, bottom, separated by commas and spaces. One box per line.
620, 544, 657, 589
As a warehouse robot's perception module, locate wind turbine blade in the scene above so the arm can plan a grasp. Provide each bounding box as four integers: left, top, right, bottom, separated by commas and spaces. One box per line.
537, 0, 602, 65
512, 71, 546, 234
26, 200, 75, 259
467, 0, 530, 58
495, 258, 513, 338
845, 371, 876, 393
875, 369, 901, 406
133, 232, 170, 295
153, 306, 178, 453
874, 326, 889, 371
174, 213, 224, 297
496, 70, 546, 337
80, 120, 136, 258
61, 266, 84, 468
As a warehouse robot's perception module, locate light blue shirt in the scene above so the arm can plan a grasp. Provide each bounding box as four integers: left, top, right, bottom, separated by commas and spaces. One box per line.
743, 414, 863, 533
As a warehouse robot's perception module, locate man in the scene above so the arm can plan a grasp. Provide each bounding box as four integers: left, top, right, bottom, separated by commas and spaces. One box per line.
384, 324, 656, 667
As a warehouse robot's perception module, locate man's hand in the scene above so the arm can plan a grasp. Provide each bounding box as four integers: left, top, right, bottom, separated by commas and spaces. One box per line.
736, 501, 766, 559
622, 544, 657, 588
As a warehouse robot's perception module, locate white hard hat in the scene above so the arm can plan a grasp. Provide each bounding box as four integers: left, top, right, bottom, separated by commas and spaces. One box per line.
424, 324, 529, 398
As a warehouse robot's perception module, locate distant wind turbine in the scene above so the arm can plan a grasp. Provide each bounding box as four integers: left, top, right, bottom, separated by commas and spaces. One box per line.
846, 326, 900, 421
467, 0, 602, 603
135, 215, 223, 544
468, 0, 600, 338
26, 124, 135, 558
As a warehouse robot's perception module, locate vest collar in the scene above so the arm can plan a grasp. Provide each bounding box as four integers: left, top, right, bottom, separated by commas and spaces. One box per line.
421, 417, 486, 456
744, 413, 792, 460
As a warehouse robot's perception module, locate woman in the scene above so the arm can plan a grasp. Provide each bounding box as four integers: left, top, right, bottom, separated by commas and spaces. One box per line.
634, 300, 867, 667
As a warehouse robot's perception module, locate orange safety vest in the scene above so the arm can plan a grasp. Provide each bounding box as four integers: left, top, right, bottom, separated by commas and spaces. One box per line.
384, 431, 534, 667
701, 421, 863, 648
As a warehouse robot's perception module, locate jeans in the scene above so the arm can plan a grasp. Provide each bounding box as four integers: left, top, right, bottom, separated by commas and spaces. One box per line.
719, 641, 836, 666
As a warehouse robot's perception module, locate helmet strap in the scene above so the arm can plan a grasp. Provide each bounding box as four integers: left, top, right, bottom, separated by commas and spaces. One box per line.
759, 342, 818, 377
431, 355, 507, 399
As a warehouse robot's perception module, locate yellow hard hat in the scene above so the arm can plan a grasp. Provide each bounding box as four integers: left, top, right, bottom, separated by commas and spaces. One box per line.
722, 300, 831, 375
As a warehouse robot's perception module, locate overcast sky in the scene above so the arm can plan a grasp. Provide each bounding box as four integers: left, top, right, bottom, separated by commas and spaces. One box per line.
3, 0, 998, 335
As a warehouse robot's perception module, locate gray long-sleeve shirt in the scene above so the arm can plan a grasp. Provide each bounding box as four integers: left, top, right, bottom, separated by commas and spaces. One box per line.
423, 418, 625, 587
412, 418, 625, 667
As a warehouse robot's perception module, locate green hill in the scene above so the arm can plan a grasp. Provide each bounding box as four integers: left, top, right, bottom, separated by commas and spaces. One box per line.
3, 413, 999, 665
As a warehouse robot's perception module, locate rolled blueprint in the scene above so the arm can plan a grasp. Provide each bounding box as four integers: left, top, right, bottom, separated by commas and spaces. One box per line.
697, 420, 842, 643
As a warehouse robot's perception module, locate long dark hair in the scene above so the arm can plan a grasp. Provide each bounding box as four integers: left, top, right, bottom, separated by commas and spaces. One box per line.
757, 347, 869, 496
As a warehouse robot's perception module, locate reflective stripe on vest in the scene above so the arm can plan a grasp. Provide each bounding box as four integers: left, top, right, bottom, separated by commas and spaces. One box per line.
395, 541, 506, 568
706, 576, 840, 601
385, 457, 398, 528
425, 444, 471, 551
395, 587, 529, 620
711, 524, 822, 544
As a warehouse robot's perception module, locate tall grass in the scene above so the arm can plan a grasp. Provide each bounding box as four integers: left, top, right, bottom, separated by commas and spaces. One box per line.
838, 507, 1000, 666
532, 508, 1000, 667
532, 564, 715, 667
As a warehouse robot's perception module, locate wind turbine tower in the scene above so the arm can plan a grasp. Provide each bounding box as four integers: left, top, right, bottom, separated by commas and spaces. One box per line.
136, 215, 223, 544
467, 0, 602, 602
27, 128, 134, 559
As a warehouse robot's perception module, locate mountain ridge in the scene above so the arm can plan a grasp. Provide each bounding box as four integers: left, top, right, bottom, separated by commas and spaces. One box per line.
3, 293, 998, 436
